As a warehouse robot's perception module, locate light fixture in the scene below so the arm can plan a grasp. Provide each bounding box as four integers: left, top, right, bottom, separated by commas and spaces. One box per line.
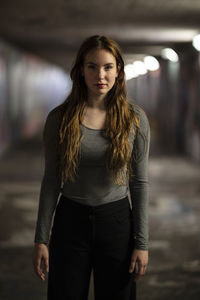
161, 48, 179, 62
143, 56, 160, 71
124, 64, 138, 80
192, 34, 200, 51
133, 61, 147, 75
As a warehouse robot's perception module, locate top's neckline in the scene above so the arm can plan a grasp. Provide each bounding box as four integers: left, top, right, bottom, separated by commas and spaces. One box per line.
80, 124, 106, 131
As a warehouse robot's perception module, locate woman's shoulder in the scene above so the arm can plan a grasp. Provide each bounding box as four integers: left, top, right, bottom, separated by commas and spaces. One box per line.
45, 102, 67, 128
47, 103, 65, 120
43, 103, 67, 140
129, 103, 149, 129
129, 103, 147, 118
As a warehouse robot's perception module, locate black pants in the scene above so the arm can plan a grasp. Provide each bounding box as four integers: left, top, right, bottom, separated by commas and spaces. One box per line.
48, 194, 136, 300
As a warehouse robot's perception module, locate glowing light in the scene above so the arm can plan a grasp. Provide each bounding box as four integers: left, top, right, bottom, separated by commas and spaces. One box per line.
133, 61, 147, 75
192, 34, 200, 51
161, 48, 179, 62
144, 56, 160, 71
125, 60, 149, 80
124, 64, 138, 80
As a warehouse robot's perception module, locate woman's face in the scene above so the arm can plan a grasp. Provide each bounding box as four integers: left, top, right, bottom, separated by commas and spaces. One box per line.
82, 48, 120, 99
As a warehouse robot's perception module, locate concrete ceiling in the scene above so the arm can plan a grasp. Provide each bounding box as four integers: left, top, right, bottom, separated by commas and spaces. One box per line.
0, 0, 200, 69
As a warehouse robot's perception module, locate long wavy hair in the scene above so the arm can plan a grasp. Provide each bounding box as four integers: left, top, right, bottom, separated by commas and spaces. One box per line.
58, 35, 141, 186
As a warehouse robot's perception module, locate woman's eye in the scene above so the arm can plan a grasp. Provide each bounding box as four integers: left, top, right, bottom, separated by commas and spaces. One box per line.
87, 65, 113, 71
88, 65, 95, 69
105, 66, 112, 70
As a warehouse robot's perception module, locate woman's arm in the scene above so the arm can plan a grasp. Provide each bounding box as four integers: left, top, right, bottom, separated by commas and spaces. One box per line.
33, 108, 62, 280
128, 107, 150, 279
129, 107, 150, 251
34, 108, 62, 245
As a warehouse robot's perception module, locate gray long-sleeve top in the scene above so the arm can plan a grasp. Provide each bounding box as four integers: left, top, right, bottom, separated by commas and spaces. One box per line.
34, 104, 150, 250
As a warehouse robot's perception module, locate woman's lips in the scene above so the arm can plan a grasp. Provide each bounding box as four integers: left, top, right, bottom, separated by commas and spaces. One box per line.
96, 84, 106, 89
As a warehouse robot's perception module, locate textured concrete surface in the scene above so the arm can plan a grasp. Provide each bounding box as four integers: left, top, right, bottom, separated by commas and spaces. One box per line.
1, 0, 200, 70
0, 144, 200, 300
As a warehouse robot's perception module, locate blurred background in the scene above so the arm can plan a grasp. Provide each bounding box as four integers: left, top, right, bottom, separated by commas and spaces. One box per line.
0, 0, 200, 299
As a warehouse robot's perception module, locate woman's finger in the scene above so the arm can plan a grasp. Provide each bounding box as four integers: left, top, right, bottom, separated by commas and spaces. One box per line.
32, 244, 49, 281
129, 256, 137, 273
36, 264, 46, 281
134, 262, 147, 281
33, 254, 45, 280
36, 259, 42, 276
44, 256, 49, 273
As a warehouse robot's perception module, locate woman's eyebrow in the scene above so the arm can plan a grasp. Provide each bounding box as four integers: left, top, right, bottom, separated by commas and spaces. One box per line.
86, 62, 114, 66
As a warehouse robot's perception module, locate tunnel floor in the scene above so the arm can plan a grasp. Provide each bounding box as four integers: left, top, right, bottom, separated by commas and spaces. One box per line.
0, 145, 200, 300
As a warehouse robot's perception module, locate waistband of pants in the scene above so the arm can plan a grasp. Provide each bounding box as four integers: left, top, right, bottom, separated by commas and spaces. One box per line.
58, 194, 130, 217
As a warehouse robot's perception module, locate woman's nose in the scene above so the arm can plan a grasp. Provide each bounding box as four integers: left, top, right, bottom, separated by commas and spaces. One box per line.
97, 68, 105, 79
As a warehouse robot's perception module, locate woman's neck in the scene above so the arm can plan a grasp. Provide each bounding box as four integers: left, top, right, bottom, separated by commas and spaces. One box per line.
86, 95, 106, 110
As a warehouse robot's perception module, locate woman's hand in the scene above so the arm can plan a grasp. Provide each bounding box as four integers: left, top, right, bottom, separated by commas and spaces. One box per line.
129, 248, 148, 281
32, 243, 49, 281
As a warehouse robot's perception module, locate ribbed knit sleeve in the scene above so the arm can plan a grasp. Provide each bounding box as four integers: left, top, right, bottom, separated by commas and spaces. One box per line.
129, 107, 150, 250
34, 108, 62, 245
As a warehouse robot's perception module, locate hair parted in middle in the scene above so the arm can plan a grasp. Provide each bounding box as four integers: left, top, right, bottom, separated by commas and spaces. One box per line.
58, 35, 141, 186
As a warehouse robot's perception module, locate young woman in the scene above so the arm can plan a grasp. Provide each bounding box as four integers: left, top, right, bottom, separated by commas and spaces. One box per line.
32, 35, 150, 300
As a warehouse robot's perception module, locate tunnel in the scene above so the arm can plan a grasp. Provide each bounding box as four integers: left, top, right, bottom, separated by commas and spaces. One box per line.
0, 1, 200, 300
